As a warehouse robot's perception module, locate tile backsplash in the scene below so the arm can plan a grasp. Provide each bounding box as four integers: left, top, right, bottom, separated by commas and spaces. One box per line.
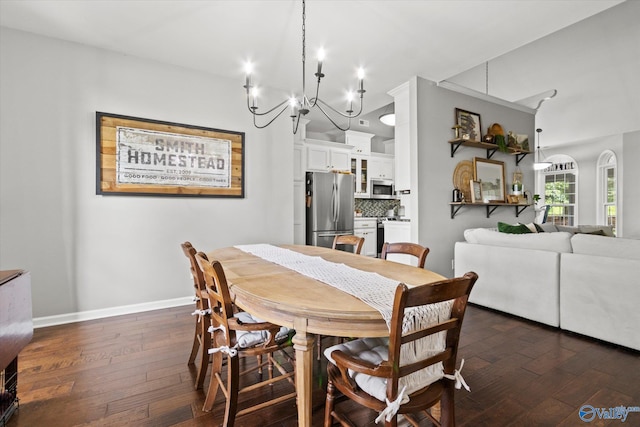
355, 199, 400, 218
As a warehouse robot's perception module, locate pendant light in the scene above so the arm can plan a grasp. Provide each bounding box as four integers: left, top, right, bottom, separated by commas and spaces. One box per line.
533, 128, 552, 170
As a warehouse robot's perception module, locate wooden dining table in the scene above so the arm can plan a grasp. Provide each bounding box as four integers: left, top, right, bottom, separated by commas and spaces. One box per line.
207, 244, 446, 427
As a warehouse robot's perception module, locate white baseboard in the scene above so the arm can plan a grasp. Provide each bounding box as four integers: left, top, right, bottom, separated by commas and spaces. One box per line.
33, 296, 194, 328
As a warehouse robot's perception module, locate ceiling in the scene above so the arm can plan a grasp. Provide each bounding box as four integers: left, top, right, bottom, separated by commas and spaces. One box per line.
1, 0, 638, 147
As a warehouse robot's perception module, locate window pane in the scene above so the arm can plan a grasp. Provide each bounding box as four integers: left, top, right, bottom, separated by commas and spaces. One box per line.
544, 169, 576, 226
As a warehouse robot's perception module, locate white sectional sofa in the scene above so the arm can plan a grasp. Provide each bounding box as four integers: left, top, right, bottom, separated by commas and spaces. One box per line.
455, 226, 640, 351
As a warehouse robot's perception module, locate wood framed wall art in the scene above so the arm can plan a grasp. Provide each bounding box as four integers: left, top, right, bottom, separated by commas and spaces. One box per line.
455, 108, 482, 142
473, 157, 506, 203
96, 112, 245, 198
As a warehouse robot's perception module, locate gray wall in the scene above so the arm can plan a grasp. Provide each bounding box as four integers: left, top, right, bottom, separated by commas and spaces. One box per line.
0, 28, 294, 318
414, 78, 536, 277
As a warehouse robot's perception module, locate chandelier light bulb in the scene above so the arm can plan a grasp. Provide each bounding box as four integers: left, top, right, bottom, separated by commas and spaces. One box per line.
317, 48, 325, 62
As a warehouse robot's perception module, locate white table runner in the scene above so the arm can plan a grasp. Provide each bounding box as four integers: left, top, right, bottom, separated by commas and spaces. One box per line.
234, 244, 452, 329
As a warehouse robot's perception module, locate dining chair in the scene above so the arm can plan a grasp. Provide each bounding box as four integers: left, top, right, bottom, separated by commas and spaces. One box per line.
181, 241, 211, 390
323, 271, 478, 427
332, 234, 365, 254
381, 242, 430, 268
195, 252, 296, 426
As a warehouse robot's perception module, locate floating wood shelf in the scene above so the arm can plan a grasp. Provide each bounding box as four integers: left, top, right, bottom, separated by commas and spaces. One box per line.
449, 202, 532, 219
448, 138, 532, 165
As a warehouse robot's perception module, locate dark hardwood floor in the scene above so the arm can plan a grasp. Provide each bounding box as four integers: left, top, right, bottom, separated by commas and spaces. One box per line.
8, 304, 639, 426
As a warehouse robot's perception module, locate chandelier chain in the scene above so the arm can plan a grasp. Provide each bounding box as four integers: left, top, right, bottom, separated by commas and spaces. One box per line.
302, 0, 306, 95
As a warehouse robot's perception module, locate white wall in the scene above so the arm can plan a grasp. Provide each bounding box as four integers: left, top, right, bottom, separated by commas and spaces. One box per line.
0, 28, 294, 318
414, 78, 536, 277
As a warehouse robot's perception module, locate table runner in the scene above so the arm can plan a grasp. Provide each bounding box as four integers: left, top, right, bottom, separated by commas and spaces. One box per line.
236, 243, 401, 324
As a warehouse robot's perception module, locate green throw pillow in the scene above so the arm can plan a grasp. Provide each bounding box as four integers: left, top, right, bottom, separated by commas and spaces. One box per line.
497, 222, 532, 234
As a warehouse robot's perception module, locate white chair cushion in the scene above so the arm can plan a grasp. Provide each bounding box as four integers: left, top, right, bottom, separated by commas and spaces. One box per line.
324, 337, 444, 403
234, 311, 290, 348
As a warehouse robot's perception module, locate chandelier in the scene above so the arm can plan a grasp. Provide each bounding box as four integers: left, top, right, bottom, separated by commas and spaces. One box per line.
243, 0, 365, 134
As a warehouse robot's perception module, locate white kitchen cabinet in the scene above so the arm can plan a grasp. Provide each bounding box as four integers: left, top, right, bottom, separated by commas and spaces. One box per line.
345, 130, 374, 155
369, 154, 394, 180
305, 139, 351, 172
351, 156, 369, 198
354, 218, 377, 257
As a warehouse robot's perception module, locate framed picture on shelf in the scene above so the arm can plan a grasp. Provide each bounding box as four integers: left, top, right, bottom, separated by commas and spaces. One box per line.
470, 180, 483, 203
455, 108, 482, 142
473, 157, 506, 203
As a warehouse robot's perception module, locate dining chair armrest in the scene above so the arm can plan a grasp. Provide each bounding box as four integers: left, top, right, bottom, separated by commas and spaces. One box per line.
331, 350, 393, 378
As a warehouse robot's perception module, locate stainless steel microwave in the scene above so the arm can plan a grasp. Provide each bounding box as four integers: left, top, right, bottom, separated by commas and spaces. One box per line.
371, 179, 396, 199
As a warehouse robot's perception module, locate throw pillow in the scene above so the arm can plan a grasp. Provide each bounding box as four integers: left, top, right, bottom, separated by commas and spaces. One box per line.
497, 222, 532, 234
523, 223, 538, 233
534, 223, 545, 232
580, 229, 606, 236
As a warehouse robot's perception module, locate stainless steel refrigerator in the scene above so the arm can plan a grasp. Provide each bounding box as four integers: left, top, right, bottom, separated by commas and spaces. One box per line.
306, 171, 354, 249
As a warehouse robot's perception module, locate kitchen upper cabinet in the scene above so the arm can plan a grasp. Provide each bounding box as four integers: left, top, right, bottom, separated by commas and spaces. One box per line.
369, 154, 394, 180
345, 130, 374, 156
351, 156, 369, 198
305, 139, 352, 172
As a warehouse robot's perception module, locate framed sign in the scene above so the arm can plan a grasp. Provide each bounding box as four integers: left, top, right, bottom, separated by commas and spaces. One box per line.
470, 180, 483, 203
455, 108, 482, 142
96, 112, 244, 197
473, 157, 506, 203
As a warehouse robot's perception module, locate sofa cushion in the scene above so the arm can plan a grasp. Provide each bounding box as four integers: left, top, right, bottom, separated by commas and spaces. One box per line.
578, 224, 615, 237
537, 223, 559, 233
497, 222, 532, 234
463, 228, 573, 253
556, 224, 615, 236
570, 234, 640, 261
556, 225, 580, 234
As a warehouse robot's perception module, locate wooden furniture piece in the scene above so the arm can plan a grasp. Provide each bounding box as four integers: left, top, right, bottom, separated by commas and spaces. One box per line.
324, 272, 478, 427
381, 242, 430, 269
206, 245, 446, 427
180, 242, 212, 390
332, 234, 365, 254
195, 253, 295, 426
0, 270, 33, 425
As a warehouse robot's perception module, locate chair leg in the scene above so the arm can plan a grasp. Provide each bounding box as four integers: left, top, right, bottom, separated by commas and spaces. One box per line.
223, 356, 240, 427
188, 315, 200, 364
202, 352, 224, 412
439, 384, 455, 427
324, 380, 336, 427
195, 316, 211, 390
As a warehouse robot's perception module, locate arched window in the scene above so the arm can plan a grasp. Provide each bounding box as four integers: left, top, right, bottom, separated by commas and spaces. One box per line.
597, 150, 617, 235
537, 155, 578, 226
